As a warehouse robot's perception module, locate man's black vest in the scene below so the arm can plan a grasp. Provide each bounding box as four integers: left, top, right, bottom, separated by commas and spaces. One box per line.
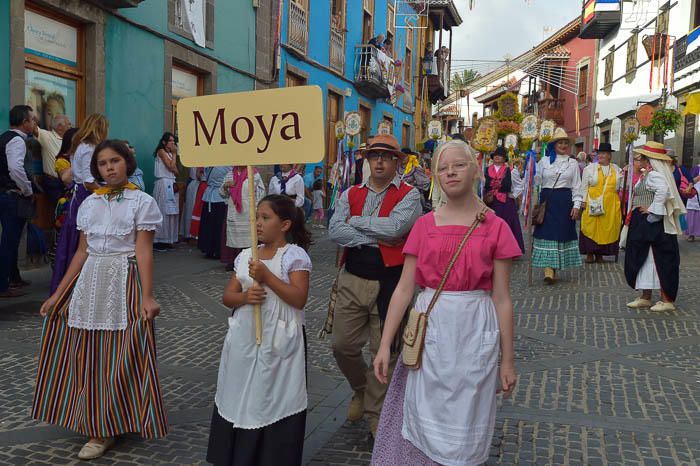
0, 130, 22, 192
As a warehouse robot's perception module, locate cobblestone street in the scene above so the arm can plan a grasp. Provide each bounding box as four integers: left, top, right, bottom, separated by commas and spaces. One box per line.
1, 229, 700, 465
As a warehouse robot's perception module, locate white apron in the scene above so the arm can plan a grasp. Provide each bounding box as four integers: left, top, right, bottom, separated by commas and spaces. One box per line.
68, 252, 130, 331
403, 289, 500, 466
214, 245, 307, 429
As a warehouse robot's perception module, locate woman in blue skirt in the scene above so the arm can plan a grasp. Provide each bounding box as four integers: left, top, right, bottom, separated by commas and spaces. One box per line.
532, 128, 583, 284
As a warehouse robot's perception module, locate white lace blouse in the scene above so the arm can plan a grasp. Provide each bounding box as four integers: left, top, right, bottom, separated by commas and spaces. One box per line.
76, 189, 163, 254
69, 190, 162, 331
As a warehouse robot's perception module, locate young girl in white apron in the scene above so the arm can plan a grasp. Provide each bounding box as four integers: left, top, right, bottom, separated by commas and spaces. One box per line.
34, 140, 167, 460
207, 194, 312, 466
372, 141, 519, 465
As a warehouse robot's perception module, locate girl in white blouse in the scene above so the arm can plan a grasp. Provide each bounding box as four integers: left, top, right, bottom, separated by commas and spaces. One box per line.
35, 140, 167, 460
208, 194, 312, 466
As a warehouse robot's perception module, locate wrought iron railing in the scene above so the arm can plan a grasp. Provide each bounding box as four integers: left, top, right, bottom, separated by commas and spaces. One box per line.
330, 28, 345, 74
288, 2, 308, 55
354, 45, 395, 85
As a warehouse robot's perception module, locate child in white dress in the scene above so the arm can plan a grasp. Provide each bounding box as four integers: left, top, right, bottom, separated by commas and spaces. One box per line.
207, 194, 313, 466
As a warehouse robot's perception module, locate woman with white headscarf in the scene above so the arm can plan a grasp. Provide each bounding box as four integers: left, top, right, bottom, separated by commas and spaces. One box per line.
624, 142, 686, 312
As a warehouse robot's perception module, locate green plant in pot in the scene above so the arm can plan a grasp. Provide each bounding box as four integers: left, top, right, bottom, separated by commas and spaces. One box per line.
640, 109, 683, 139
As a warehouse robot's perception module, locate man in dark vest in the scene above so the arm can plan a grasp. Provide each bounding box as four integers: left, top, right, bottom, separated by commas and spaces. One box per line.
328, 134, 422, 440
1, 105, 36, 297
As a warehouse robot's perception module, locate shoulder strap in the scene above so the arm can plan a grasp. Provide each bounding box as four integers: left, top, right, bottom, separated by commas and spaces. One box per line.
424, 205, 488, 319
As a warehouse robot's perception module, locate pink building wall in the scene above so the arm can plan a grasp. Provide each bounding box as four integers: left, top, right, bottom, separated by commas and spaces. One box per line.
560, 35, 597, 154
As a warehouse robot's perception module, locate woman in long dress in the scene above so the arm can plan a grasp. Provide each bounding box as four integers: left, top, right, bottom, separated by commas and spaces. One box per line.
34, 140, 167, 460
624, 142, 686, 312
219, 166, 265, 270
372, 140, 519, 466
152, 132, 179, 251
181, 167, 204, 242
484, 146, 525, 253
685, 163, 700, 241
532, 128, 583, 284
578, 144, 622, 263
50, 114, 109, 293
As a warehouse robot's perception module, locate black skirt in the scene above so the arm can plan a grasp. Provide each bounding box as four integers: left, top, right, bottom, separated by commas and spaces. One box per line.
624, 209, 680, 300
198, 202, 227, 258
206, 329, 308, 466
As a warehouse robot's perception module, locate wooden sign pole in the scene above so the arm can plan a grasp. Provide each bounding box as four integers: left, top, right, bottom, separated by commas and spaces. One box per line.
247, 165, 262, 345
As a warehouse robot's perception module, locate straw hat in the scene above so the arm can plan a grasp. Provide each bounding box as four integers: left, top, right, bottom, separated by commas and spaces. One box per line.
633, 141, 672, 161
550, 127, 572, 144
359, 134, 405, 158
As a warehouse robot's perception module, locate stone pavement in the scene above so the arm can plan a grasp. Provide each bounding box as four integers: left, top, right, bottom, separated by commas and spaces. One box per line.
1, 230, 700, 465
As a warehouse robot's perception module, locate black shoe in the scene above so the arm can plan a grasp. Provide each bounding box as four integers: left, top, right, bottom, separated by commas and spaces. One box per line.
153, 243, 167, 251
9, 279, 31, 289
225, 263, 235, 272
0, 289, 28, 298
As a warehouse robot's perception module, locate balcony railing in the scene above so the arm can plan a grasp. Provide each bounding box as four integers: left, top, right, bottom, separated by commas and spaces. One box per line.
330, 28, 345, 74
288, 1, 308, 55
354, 45, 396, 100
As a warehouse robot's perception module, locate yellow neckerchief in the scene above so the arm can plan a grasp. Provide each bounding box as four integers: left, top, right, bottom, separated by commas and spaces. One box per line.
94, 182, 139, 201
402, 154, 421, 177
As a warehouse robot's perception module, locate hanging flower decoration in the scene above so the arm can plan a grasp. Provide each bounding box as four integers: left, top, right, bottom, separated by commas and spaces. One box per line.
640, 109, 682, 138
497, 120, 521, 137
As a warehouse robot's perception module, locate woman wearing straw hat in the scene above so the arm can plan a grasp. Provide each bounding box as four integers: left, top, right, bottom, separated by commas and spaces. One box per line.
532, 128, 583, 284
625, 142, 686, 312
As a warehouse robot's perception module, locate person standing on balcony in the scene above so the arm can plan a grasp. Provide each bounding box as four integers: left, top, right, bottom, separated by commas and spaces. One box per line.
532, 128, 583, 284
328, 135, 422, 441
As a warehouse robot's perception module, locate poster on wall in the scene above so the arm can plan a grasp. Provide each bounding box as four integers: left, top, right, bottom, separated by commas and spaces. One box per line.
24, 10, 78, 67
173, 68, 199, 99
25, 69, 76, 131
181, 0, 206, 48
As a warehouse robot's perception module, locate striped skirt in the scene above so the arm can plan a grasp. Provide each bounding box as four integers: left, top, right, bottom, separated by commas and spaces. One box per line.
32, 260, 168, 439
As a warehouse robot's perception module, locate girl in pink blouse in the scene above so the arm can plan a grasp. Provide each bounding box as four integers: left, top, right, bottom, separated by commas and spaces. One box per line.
372, 140, 520, 465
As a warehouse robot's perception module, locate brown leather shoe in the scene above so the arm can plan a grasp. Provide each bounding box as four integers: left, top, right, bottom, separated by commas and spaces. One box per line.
0, 289, 28, 298
585, 254, 595, 264
347, 391, 364, 422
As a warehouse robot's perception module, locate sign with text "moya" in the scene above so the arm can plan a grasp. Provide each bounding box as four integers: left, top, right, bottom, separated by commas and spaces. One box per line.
177, 86, 325, 167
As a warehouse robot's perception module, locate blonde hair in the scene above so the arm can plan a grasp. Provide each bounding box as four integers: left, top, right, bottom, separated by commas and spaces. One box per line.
430, 140, 483, 208
69, 113, 109, 156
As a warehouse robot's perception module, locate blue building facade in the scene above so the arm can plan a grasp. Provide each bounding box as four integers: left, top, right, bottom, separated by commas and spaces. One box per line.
279, 0, 420, 175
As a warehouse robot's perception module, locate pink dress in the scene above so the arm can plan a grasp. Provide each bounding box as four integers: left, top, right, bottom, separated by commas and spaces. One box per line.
371, 211, 521, 466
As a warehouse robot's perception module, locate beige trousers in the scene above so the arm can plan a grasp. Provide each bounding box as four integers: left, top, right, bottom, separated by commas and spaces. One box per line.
331, 269, 397, 424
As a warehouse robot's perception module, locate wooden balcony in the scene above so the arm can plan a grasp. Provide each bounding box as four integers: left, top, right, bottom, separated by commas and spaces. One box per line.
353, 45, 393, 100
329, 28, 345, 75
288, 1, 308, 55
539, 98, 565, 125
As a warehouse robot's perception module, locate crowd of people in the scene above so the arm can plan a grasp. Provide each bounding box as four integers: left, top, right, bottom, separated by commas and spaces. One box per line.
1, 103, 698, 464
